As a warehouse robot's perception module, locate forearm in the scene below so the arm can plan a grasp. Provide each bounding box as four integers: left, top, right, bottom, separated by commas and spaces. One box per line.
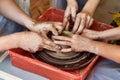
100, 27, 120, 41
67, 0, 77, 4
89, 41, 120, 63
0, 0, 35, 29
81, 0, 100, 16
0, 33, 19, 51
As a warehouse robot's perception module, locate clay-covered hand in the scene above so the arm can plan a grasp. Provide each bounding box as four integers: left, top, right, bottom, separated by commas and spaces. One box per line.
17, 31, 60, 53
29, 22, 63, 38
53, 35, 94, 53
73, 12, 94, 34
63, 0, 78, 30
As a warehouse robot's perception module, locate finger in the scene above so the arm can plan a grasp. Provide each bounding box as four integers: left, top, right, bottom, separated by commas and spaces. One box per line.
63, 7, 71, 27
44, 40, 61, 51
49, 25, 58, 36
76, 15, 87, 34
71, 8, 77, 22
43, 44, 57, 51
54, 24, 64, 34
54, 41, 71, 46
65, 21, 70, 31
61, 48, 72, 53
86, 16, 91, 28
72, 16, 81, 33
88, 18, 94, 27
53, 36, 71, 41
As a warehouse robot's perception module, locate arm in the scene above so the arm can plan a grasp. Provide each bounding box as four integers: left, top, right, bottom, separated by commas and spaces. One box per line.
82, 27, 120, 41
0, 32, 60, 52
0, 33, 18, 51
89, 40, 120, 63
0, 0, 34, 29
0, 0, 63, 36
81, 0, 100, 16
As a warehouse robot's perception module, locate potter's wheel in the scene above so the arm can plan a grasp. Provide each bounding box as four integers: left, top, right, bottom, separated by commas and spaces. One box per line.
32, 51, 95, 70
32, 31, 96, 70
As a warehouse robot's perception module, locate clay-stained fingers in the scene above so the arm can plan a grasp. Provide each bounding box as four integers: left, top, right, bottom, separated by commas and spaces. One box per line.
88, 18, 94, 28
54, 22, 64, 33
63, 7, 71, 27
54, 41, 71, 46
86, 16, 94, 28
43, 39, 61, 51
76, 14, 87, 34
53, 36, 71, 41
71, 7, 77, 22
47, 24, 58, 36
65, 22, 70, 31
85, 16, 91, 28
72, 16, 81, 33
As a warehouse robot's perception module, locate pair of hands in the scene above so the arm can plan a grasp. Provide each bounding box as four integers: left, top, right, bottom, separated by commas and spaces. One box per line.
18, 22, 63, 53
63, 0, 94, 34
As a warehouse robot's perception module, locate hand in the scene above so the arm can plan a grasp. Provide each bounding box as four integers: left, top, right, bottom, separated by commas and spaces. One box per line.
29, 22, 63, 38
53, 35, 93, 53
18, 31, 60, 53
73, 12, 94, 34
63, 0, 78, 30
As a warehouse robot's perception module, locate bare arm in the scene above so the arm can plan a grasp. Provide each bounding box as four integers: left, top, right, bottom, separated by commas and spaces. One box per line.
0, 0, 35, 29
81, 0, 100, 16
0, 33, 19, 51
0, 32, 60, 52
90, 40, 120, 63
82, 27, 120, 41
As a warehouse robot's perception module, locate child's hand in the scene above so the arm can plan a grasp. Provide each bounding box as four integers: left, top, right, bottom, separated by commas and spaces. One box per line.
63, 0, 78, 30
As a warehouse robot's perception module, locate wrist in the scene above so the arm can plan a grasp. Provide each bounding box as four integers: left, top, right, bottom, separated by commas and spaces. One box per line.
81, 10, 94, 17
11, 33, 22, 48
81, 0, 100, 17
24, 18, 37, 30
67, 0, 77, 4
87, 40, 99, 54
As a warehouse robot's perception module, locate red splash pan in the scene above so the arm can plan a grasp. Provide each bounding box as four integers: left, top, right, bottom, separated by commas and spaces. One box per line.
9, 8, 113, 80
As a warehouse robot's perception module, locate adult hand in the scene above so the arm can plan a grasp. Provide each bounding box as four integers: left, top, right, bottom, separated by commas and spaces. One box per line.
63, 0, 78, 30
18, 31, 60, 53
29, 22, 63, 38
73, 12, 94, 34
53, 35, 93, 53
